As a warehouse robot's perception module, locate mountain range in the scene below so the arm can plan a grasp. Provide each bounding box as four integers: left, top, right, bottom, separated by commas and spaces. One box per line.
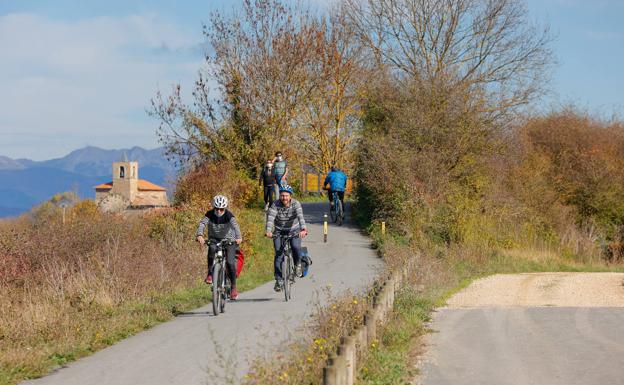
0, 146, 177, 218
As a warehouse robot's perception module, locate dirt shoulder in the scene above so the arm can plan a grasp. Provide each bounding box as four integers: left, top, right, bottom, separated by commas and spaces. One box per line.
445, 272, 624, 307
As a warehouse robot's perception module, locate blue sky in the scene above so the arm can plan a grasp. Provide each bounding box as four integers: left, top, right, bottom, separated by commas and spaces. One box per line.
0, 0, 622, 160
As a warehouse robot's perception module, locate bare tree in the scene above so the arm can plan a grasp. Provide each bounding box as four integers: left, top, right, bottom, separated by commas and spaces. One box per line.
342, 0, 554, 119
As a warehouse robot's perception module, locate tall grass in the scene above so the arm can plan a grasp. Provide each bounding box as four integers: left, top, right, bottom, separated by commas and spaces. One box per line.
0, 200, 272, 385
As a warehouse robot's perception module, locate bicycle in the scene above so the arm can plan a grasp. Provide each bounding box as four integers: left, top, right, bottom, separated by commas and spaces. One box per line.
329, 190, 344, 226
273, 233, 299, 302
206, 239, 236, 316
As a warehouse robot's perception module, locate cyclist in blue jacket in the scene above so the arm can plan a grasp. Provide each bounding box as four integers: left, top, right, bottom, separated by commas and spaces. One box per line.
323, 166, 347, 210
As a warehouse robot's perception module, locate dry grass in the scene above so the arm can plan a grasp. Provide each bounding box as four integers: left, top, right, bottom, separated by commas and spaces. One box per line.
243, 287, 374, 385
0, 200, 272, 385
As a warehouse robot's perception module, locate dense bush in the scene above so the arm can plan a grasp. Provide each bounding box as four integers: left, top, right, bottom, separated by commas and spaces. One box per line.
355, 93, 624, 261
173, 160, 259, 208
511, 110, 624, 260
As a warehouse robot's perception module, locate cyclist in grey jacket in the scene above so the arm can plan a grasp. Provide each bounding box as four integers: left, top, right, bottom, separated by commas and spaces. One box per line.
265, 185, 308, 292
196, 195, 242, 300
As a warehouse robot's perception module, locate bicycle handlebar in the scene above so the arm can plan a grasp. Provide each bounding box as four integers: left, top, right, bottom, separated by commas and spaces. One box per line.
205, 239, 236, 247
271, 233, 300, 241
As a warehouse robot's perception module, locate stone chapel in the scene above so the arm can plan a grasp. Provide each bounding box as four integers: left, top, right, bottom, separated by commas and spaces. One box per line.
95, 161, 169, 208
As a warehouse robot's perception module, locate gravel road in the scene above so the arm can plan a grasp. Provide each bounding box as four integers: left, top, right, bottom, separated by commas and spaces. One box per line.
418, 272, 624, 385
22, 202, 382, 385
447, 272, 624, 307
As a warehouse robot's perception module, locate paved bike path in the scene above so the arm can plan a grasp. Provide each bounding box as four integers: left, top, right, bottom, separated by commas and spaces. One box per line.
23, 202, 382, 385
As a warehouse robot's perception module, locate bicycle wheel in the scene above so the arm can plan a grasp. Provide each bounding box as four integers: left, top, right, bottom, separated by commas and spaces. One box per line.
212, 263, 221, 316
330, 201, 337, 223
336, 199, 344, 226
282, 254, 290, 302
220, 269, 227, 313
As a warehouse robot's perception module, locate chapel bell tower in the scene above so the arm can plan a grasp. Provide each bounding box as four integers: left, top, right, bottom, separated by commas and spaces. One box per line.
111, 161, 138, 202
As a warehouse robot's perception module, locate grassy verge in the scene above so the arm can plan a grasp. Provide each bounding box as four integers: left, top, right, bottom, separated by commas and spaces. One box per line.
0, 207, 273, 385
358, 241, 624, 384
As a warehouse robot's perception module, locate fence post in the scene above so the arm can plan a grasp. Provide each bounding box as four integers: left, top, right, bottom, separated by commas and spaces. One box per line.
324, 356, 337, 385
317, 172, 321, 193
345, 336, 356, 385
335, 345, 347, 385
303, 170, 307, 193
365, 311, 376, 345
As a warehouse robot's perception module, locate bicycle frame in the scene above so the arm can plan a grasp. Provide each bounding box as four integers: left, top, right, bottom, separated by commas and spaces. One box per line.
274, 233, 298, 301
207, 239, 235, 315
329, 191, 344, 225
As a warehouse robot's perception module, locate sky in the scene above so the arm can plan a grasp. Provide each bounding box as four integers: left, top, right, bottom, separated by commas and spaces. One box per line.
0, 0, 623, 160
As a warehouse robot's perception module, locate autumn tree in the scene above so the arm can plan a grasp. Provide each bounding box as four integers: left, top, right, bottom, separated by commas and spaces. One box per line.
350, 0, 554, 237
151, 0, 322, 175
297, 14, 369, 174
151, 0, 372, 181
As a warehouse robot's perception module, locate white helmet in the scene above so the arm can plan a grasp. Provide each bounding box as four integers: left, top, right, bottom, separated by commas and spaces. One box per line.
212, 195, 228, 209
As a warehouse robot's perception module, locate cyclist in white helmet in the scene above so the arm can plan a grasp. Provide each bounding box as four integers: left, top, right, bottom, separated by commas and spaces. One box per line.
196, 194, 243, 300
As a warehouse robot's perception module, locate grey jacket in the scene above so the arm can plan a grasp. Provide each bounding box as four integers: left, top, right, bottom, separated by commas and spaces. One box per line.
195, 209, 242, 240
265, 199, 306, 233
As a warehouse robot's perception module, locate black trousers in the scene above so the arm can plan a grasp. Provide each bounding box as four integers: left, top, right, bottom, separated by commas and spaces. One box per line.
328, 190, 345, 206
263, 184, 275, 204
207, 242, 238, 287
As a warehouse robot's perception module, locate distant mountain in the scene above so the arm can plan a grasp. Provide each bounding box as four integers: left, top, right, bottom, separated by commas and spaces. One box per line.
38, 146, 174, 176
0, 155, 27, 170
0, 146, 178, 218
0, 168, 102, 210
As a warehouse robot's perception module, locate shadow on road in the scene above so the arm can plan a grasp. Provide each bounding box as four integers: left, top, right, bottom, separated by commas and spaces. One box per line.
302, 201, 358, 230
176, 311, 214, 317
174, 298, 274, 317
233, 298, 273, 303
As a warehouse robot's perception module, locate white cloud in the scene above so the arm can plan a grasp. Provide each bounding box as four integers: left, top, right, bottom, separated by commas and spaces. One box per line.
0, 13, 203, 160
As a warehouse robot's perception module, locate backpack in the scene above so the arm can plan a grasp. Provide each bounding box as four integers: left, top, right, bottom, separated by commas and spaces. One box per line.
236, 248, 245, 278
300, 247, 312, 277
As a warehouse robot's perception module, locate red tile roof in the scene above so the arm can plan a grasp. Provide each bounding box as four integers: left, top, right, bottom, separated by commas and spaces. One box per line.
138, 179, 167, 191
95, 181, 113, 190
93, 179, 167, 191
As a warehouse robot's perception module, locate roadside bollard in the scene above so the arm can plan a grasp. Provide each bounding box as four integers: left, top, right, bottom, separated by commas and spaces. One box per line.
324, 214, 328, 243
381, 221, 385, 236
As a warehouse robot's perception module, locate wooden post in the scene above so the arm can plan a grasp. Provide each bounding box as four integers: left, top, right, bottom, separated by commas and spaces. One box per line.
302, 170, 307, 193
336, 345, 347, 385
345, 336, 356, 385
324, 356, 337, 385
365, 312, 376, 345
317, 172, 321, 193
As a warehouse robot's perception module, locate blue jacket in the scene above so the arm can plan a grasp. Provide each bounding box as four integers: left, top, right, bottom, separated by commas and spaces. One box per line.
324, 170, 348, 192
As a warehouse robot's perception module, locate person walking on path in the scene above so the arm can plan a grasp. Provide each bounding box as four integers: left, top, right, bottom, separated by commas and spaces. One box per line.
259, 159, 276, 210
272, 151, 289, 192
